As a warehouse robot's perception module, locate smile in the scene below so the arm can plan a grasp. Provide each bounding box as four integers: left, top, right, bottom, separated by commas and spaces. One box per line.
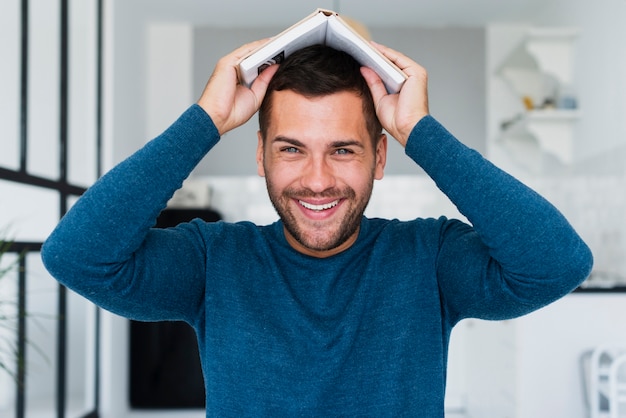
298, 199, 340, 211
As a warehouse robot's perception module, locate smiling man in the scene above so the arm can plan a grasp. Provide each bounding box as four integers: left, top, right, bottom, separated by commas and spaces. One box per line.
256, 46, 387, 258
42, 41, 592, 416
259, 90, 381, 258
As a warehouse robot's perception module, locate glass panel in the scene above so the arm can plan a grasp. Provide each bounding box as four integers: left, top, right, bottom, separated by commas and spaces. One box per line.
24, 252, 58, 414
0, 180, 59, 242
66, 195, 81, 220
27, 0, 60, 180
68, 0, 98, 187
66, 289, 95, 415
0, 0, 21, 171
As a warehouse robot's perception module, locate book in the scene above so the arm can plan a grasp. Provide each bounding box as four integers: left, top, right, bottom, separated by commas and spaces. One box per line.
237, 9, 407, 94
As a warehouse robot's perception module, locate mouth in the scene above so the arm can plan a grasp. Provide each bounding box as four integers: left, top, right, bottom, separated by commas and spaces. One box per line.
298, 199, 340, 212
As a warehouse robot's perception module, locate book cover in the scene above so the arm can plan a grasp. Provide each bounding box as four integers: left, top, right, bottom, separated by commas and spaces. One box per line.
237, 9, 407, 94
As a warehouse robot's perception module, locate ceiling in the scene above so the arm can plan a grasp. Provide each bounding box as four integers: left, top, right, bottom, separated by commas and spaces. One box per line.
130, 0, 556, 28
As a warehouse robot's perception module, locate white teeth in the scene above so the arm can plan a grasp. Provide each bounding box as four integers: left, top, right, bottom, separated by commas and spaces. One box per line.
299, 199, 339, 211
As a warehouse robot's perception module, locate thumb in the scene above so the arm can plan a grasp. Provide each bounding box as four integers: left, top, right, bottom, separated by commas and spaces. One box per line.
360, 66, 399, 140
360, 66, 388, 114
249, 64, 279, 110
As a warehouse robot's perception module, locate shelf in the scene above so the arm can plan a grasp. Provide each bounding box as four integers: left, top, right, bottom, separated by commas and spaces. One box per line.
494, 26, 580, 166
525, 108, 581, 121
498, 27, 579, 100
524, 28, 579, 85
500, 109, 581, 164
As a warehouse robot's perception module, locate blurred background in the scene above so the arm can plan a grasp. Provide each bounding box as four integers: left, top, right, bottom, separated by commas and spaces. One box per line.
0, 0, 625, 417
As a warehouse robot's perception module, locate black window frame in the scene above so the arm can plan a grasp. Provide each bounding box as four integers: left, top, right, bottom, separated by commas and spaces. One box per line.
1, 1, 104, 417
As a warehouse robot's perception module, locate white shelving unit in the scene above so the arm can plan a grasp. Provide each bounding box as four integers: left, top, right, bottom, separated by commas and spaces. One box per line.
485, 26, 583, 411
500, 109, 581, 164
493, 27, 580, 165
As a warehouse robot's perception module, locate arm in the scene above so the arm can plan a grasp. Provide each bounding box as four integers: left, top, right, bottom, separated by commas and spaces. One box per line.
41, 40, 278, 322
408, 117, 592, 321
362, 44, 593, 322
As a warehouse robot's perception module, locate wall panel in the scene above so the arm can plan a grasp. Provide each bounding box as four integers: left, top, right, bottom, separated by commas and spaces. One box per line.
68, 0, 99, 187
0, 0, 21, 171
27, 0, 61, 180
0, 180, 59, 242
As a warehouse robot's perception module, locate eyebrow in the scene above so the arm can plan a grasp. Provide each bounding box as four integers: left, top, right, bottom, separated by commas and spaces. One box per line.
331, 140, 365, 149
272, 136, 306, 148
272, 136, 365, 150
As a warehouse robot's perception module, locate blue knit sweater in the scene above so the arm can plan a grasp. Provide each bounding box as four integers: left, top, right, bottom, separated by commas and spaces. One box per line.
42, 105, 592, 416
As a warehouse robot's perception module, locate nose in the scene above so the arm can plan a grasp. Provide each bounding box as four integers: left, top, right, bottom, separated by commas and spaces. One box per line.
300, 156, 336, 193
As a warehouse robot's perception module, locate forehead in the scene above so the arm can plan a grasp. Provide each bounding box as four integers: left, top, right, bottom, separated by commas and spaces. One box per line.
266, 90, 369, 142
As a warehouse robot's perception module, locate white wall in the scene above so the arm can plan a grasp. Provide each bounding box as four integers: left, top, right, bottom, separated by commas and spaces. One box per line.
0, 0, 20, 172
514, 294, 626, 418
479, 3, 626, 415
535, 0, 626, 162
110, 21, 486, 176
145, 23, 194, 141
106, 1, 147, 168
189, 26, 486, 176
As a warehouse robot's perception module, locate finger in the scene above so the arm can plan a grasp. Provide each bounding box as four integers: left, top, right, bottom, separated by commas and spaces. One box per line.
371, 41, 425, 78
249, 64, 279, 108
360, 67, 388, 112
210, 38, 272, 95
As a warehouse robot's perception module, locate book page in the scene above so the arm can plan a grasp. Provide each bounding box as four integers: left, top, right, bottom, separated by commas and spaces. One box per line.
326, 16, 406, 94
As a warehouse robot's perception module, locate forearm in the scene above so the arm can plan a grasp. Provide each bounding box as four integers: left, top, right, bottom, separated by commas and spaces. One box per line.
406, 116, 593, 315
41, 105, 219, 313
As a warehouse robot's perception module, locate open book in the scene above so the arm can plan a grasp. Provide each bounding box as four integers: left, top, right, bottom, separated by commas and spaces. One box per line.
237, 9, 407, 94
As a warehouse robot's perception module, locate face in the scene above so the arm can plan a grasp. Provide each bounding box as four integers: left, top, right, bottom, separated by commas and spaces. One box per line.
257, 90, 387, 258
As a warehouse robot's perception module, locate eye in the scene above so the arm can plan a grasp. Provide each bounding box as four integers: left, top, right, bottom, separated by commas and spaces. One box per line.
281, 146, 299, 153
334, 148, 353, 155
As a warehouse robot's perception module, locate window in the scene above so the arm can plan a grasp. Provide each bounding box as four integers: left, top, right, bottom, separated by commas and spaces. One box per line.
0, 1, 103, 417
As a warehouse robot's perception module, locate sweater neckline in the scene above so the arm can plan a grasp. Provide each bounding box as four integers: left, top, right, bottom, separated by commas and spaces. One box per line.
268, 217, 372, 262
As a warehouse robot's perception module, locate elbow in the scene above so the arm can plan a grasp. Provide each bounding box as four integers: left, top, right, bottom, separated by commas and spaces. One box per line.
40, 229, 78, 286
551, 235, 594, 293
569, 238, 594, 287
40, 234, 64, 282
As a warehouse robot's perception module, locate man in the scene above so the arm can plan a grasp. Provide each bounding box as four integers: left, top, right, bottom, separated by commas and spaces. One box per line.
42, 40, 592, 416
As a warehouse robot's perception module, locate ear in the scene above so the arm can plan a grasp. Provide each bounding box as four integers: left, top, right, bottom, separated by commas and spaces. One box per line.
374, 133, 387, 180
256, 131, 266, 177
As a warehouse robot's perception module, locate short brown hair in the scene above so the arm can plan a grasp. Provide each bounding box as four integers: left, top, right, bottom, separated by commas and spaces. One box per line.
258, 45, 382, 145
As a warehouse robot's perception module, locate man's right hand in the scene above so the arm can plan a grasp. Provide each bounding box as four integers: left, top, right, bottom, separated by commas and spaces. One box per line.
361, 42, 430, 148
197, 39, 279, 136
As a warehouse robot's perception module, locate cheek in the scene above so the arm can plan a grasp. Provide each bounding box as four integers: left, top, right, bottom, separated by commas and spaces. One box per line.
352, 176, 375, 197
350, 165, 378, 196
264, 164, 292, 193
265, 154, 303, 182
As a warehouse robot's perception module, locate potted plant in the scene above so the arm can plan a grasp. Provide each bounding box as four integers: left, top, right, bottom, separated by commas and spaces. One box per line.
0, 235, 52, 412
0, 235, 20, 409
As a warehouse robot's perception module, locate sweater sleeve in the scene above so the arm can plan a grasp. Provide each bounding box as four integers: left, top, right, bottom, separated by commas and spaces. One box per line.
405, 116, 593, 323
41, 105, 220, 323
